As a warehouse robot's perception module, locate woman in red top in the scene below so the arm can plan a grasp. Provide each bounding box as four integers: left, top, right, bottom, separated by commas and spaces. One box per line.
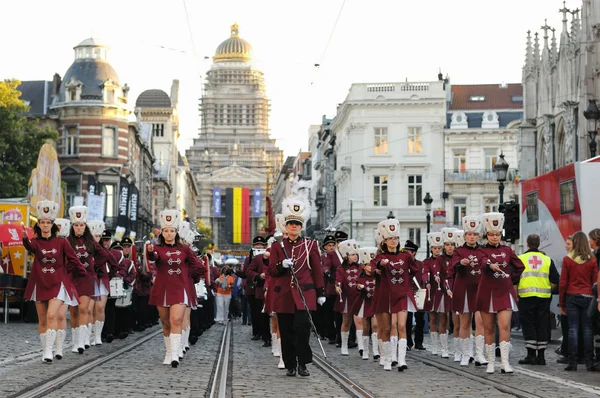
354, 246, 379, 361
423, 232, 448, 358
335, 239, 362, 356
23, 200, 87, 363
372, 219, 418, 372
560, 231, 599, 371
147, 209, 204, 368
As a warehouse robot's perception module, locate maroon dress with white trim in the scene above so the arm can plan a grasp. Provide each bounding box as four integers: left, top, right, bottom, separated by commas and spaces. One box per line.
371, 250, 419, 314
71, 237, 113, 298
448, 244, 488, 313
477, 243, 524, 312
323, 251, 342, 297
352, 269, 377, 318
96, 247, 120, 294
421, 256, 438, 312
148, 244, 204, 307
334, 262, 362, 314
24, 236, 87, 302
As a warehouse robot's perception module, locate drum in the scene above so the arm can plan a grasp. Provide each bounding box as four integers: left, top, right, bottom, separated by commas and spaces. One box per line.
195, 279, 207, 300
415, 289, 427, 310
109, 277, 125, 298
115, 286, 133, 308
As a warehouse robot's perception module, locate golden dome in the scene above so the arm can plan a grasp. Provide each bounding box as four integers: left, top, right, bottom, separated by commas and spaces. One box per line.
213, 23, 253, 63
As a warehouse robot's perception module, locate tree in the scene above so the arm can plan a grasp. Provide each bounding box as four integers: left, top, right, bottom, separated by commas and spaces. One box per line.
194, 218, 214, 253
0, 80, 58, 198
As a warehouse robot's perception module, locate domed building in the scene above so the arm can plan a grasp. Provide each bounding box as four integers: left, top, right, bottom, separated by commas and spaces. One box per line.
186, 24, 283, 250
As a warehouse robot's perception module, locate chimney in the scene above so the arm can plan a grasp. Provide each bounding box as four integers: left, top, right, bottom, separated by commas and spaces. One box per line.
170, 79, 179, 107
51, 73, 62, 97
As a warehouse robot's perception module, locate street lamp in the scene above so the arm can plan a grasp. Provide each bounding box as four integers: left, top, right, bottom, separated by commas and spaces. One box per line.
583, 99, 599, 158
495, 151, 509, 204
423, 192, 433, 254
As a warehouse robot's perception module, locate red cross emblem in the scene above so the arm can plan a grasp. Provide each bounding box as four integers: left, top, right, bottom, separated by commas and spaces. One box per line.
528, 255, 542, 270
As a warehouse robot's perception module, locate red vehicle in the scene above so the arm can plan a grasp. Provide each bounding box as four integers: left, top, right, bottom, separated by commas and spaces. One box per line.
521, 156, 600, 271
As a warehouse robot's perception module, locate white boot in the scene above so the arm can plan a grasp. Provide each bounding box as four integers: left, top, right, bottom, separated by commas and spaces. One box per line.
430, 331, 439, 355
163, 335, 171, 365
460, 338, 470, 366
43, 329, 56, 363
475, 335, 488, 366
71, 327, 79, 353
468, 335, 474, 361
94, 321, 103, 345
179, 331, 185, 360
500, 341, 513, 374
272, 334, 279, 356
90, 322, 96, 346
169, 334, 181, 367
184, 326, 191, 352
341, 331, 349, 355
85, 322, 92, 349
383, 341, 392, 371
378, 339, 384, 365
39, 333, 46, 362
278, 355, 285, 369
357, 330, 364, 355
391, 336, 398, 366
486, 344, 496, 374
398, 338, 408, 371
372, 334, 380, 359
453, 337, 462, 362
77, 325, 86, 353
439, 332, 449, 358
54, 330, 66, 359
362, 336, 370, 360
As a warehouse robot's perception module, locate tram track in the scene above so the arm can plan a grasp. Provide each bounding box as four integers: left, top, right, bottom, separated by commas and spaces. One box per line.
312, 353, 376, 398
207, 321, 232, 398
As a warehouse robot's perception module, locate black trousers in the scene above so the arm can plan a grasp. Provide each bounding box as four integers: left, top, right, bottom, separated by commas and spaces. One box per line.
262, 312, 271, 342
135, 294, 150, 329
278, 310, 312, 369
248, 296, 262, 336
115, 305, 133, 335
518, 297, 551, 349
324, 296, 336, 340
103, 298, 117, 337
334, 311, 343, 343
406, 312, 425, 347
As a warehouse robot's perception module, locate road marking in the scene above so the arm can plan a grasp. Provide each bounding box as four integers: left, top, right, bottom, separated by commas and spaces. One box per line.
513, 366, 600, 395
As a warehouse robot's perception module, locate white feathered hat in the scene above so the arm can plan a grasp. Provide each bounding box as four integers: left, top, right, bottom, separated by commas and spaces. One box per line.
378, 219, 400, 240
159, 209, 179, 230
281, 179, 311, 226
179, 220, 191, 238
37, 200, 59, 221
185, 230, 196, 245
482, 212, 504, 233
54, 218, 71, 237
375, 229, 383, 246
359, 247, 378, 265
69, 206, 88, 224
462, 215, 482, 234
454, 230, 465, 247
87, 220, 105, 237
275, 214, 286, 233
441, 227, 457, 244
338, 239, 360, 258
427, 232, 443, 248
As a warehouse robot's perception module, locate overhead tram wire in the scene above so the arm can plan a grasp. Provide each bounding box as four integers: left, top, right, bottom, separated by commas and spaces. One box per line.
310, 0, 347, 86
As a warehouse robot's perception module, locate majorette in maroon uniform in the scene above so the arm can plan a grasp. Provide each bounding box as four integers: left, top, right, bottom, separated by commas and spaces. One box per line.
23, 200, 87, 363
268, 190, 325, 377
334, 239, 362, 356
354, 246, 380, 361
372, 218, 418, 372
147, 209, 205, 368
478, 212, 524, 374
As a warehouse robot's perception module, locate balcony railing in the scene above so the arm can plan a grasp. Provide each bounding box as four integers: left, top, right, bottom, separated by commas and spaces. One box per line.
444, 168, 518, 183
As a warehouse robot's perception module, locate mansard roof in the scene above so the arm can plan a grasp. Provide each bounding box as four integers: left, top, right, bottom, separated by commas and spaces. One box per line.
449, 84, 523, 110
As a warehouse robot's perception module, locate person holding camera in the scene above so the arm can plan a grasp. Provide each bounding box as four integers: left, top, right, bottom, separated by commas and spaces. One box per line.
216, 264, 235, 324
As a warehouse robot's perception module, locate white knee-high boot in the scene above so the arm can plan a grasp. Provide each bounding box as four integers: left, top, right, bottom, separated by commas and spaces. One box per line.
453, 337, 462, 362
85, 322, 92, 349
357, 330, 364, 354
500, 341, 513, 374
94, 321, 103, 345
486, 344, 496, 374
71, 327, 79, 353
43, 330, 56, 363
39, 333, 46, 362
475, 335, 488, 366
54, 330, 66, 359
341, 331, 349, 355
379, 339, 384, 365
439, 332, 449, 358
382, 341, 392, 371
77, 325, 86, 353
460, 338, 470, 366
272, 334, 279, 356
398, 338, 408, 371
362, 335, 370, 360
372, 333, 380, 359
169, 334, 181, 367
391, 336, 398, 366
430, 331, 439, 355
163, 335, 171, 365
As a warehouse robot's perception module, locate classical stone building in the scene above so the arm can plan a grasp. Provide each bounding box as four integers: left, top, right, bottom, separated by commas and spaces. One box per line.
519, 1, 599, 180
185, 24, 283, 250
444, 83, 522, 227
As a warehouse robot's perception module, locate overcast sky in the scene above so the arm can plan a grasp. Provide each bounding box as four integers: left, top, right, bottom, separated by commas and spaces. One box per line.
1, 0, 573, 157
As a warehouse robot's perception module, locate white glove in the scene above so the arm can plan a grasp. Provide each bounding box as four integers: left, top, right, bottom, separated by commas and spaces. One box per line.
282, 259, 294, 269
317, 296, 326, 306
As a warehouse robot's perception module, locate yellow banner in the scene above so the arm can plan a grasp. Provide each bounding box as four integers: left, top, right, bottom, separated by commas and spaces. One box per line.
233, 187, 242, 243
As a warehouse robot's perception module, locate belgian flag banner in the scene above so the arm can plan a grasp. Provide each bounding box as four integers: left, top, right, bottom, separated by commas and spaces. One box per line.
225, 187, 251, 244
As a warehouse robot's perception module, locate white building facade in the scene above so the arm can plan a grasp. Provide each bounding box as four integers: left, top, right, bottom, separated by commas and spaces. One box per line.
444, 84, 523, 227
331, 80, 447, 256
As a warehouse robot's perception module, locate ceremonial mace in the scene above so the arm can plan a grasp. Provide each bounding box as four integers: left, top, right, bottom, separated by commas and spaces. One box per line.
274, 232, 327, 358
